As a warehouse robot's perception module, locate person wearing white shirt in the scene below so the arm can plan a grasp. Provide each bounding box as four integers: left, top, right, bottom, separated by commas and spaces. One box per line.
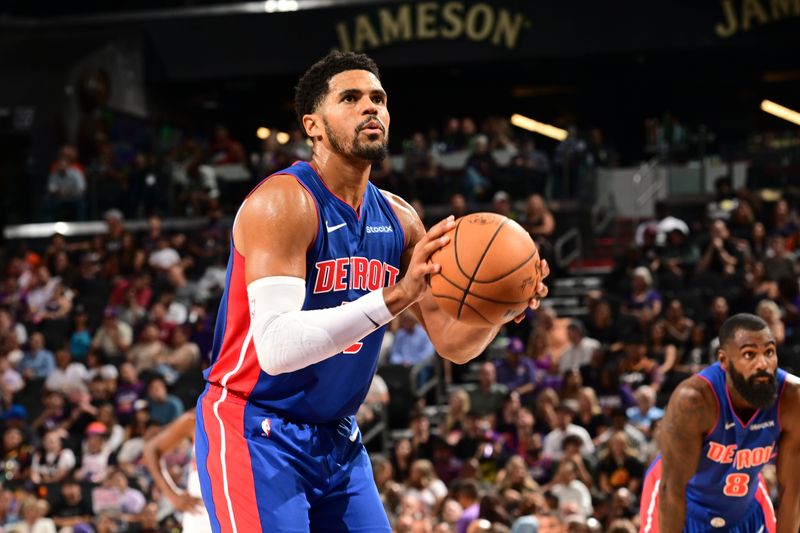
542, 404, 595, 461
44, 348, 88, 393
558, 320, 600, 374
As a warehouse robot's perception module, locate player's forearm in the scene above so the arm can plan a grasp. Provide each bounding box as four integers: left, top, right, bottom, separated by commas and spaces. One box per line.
434, 318, 500, 364
777, 489, 800, 533
658, 485, 687, 533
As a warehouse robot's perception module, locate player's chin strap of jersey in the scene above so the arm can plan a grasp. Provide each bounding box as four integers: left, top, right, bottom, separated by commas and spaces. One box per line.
247, 276, 396, 375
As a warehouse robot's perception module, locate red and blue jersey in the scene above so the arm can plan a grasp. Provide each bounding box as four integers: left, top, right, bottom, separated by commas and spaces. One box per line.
204, 162, 405, 423
684, 362, 786, 524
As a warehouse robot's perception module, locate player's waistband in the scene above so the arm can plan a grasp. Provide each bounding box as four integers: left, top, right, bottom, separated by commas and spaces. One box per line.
204, 382, 356, 431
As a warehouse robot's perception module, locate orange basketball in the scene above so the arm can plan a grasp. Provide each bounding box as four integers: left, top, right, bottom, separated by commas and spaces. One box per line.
429, 212, 541, 326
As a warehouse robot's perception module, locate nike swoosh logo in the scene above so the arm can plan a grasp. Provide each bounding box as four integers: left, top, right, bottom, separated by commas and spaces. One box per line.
349, 427, 359, 442
756, 526, 764, 533
326, 221, 347, 233
725, 422, 735, 430
363, 312, 379, 328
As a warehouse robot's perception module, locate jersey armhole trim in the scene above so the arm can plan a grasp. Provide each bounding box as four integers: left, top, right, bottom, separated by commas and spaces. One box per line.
776, 376, 788, 433
696, 374, 720, 438
380, 189, 409, 249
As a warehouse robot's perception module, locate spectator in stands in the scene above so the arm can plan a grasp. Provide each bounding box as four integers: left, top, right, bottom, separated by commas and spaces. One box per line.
574, 387, 605, 439
449, 193, 471, 219
756, 299, 785, 345
30, 429, 75, 485
769, 199, 797, 249
410, 410, 445, 461
597, 429, 644, 497
0, 427, 32, 488
76, 421, 112, 484
522, 194, 556, 243
6, 496, 56, 533
545, 459, 593, 518
558, 321, 600, 374
128, 323, 167, 374
44, 346, 88, 393
495, 337, 537, 401
621, 267, 661, 327
445, 388, 471, 437
619, 332, 661, 391
144, 376, 183, 426
407, 459, 448, 513
389, 312, 436, 368
402, 132, 438, 201
469, 362, 508, 418
464, 135, 495, 202
763, 234, 797, 282
45, 146, 87, 221
703, 296, 730, 346
542, 404, 594, 461
454, 479, 482, 533
19, 332, 55, 382
91, 307, 133, 364
706, 176, 737, 221
207, 125, 246, 166
128, 151, 164, 218
624, 385, 663, 435
50, 477, 93, 531
492, 191, 518, 221
697, 219, 742, 282
648, 321, 678, 383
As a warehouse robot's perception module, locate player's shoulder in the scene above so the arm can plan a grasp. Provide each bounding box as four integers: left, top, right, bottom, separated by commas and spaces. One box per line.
379, 189, 422, 246
235, 174, 317, 248
779, 372, 800, 424
666, 374, 719, 429
239, 173, 317, 225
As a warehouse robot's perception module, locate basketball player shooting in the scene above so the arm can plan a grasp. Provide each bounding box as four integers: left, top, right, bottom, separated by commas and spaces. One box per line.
640, 314, 800, 533
194, 51, 549, 533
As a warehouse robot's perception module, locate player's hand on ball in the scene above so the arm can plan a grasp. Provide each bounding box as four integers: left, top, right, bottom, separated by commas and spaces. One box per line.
514, 259, 550, 323
397, 215, 455, 306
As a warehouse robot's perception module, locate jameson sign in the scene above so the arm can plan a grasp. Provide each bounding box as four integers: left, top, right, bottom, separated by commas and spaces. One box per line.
715, 0, 800, 37
334, 2, 531, 53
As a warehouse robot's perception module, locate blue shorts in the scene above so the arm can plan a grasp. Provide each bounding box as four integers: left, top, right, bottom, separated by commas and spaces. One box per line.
195, 384, 390, 533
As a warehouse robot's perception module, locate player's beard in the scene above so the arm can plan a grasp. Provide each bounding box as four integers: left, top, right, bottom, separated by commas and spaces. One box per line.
728, 362, 778, 409
324, 117, 388, 163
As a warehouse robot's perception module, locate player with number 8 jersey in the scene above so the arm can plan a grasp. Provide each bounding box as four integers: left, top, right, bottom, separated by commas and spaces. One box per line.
640, 314, 800, 533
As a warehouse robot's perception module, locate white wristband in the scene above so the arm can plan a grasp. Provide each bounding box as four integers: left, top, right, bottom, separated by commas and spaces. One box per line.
247, 276, 394, 375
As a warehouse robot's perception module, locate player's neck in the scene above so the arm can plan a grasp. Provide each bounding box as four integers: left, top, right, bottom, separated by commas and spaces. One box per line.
310, 148, 371, 211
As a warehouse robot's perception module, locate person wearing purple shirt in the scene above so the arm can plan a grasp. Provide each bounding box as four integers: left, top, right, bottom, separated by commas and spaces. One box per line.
454, 479, 481, 533
494, 337, 537, 401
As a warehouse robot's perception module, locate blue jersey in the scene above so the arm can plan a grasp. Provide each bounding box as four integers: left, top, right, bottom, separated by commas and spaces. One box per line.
205, 162, 405, 423
685, 362, 787, 524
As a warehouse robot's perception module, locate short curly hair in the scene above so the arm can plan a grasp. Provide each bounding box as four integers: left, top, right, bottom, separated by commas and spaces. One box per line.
294, 51, 381, 128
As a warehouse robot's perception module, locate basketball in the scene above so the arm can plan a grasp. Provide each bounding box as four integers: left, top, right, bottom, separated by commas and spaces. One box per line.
429, 212, 542, 326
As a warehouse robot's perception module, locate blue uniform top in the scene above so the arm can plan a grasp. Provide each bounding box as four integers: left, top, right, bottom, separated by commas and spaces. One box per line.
685, 362, 786, 523
205, 162, 405, 423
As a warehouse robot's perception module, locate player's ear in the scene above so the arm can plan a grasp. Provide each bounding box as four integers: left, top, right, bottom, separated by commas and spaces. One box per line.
718, 348, 728, 371
302, 113, 323, 141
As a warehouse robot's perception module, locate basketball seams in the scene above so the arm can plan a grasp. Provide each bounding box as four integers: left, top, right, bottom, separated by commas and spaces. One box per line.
470, 248, 539, 284
428, 293, 494, 325
452, 218, 471, 279
436, 270, 531, 305
456, 219, 509, 319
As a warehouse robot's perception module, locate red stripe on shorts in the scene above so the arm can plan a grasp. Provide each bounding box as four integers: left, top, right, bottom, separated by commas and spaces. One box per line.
201, 387, 262, 532
640, 458, 662, 533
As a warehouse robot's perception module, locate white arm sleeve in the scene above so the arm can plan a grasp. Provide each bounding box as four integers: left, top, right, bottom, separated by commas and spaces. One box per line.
247, 276, 396, 375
